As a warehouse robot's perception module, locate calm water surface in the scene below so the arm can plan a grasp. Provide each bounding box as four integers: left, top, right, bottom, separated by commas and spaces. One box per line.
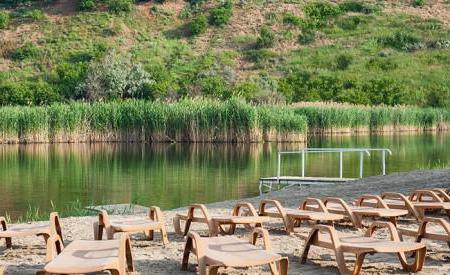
0, 133, 449, 219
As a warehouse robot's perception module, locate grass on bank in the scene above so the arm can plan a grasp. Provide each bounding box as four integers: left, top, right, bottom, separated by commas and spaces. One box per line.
0, 98, 308, 142
295, 105, 450, 132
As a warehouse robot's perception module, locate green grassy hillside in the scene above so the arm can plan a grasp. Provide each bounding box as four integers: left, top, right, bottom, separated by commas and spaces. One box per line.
0, 0, 449, 107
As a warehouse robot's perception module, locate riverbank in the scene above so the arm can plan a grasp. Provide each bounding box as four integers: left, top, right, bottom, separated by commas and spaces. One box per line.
1, 168, 449, 274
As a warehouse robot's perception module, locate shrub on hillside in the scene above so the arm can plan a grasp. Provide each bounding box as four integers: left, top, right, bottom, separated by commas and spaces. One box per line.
79, 0, 96, 11
337, 16, 362, 30
335, 54, 352, 70
413, 0, 425, 7
10, 43, 41, 61
298, 28, 316, 45
197, 75, 231, 99
282, 11, 303, 27
303, 2, 341, 27
76, 52, 154, 101
107, 0, 134, 14
232, 81, 258, 99
14, 8, 45, 22
56, 62, 89, 100
378, 31, 424, 52
339, 1, 380, 14
0, 11, 10, 29
256, 26, 275, 48
188, 15, 208, 35
0, 80, 59, 106
209, 0, 233, 26
361, 78, 407, 105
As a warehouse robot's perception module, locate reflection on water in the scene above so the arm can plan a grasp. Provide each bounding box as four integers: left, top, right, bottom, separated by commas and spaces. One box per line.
0, 133, 448, 218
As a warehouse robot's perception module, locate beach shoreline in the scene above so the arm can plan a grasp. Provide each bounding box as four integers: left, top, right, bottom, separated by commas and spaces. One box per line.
1, 168, 450, 274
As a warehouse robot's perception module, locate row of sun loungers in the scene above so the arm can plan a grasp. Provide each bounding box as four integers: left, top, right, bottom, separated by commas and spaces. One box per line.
0, 188, 449, 274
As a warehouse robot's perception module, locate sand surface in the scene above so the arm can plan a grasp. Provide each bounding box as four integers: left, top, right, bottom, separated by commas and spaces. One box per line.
1, 168, 450, 274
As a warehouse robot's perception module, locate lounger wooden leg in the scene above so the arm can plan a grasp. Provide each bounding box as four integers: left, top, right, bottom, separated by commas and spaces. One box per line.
160, 227, 169, 245
173, 216, 182, 235
5, 237, 11, 249
181, 236, 193, 271
106, 228, 115, 240
35, 271, 48, 275
145, 230, 154, 241
398, 247, 426, 272
209, 266, 219, 275
183, 219, 192, 236
278, 258, 289, 275
124, 237, 134, 272
108, 268, 122, 275
38, 233, 50, 245
269, 262, 277, 274
93, 222, 104, 240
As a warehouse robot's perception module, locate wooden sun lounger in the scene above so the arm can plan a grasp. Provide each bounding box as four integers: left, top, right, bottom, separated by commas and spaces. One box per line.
301, 221, 426, 275
182, 227, 288, 275
258, 198, 344, 234
360, 191, 450, 221
94, 207, 168, 244
425, 188, 450, 202
0, 212, 62, 249
173, 202, 270, 236
37, 233, 134, 275
399, 217, 450, 248
319, 196, 409, 228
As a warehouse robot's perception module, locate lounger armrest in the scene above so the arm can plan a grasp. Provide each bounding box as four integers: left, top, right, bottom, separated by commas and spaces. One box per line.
354, 195, 389, 208
186, 231, 206, 258
250, 227, 272, 251
187, 204, 212, 220
232, 202, 258, 217
149, 206, 166, 224
0, 217, 7, 231
118, 234, 134, 272
49, 212, 63, 244
299, 198, 329, 212
258, 199, 287, 216
410, 190, 443, 203
431, 189, 450, 202
421, 217, 450, 235
45, 234, 65, 262
366, 221, 401, 242
98, 210, 112, 228
323, 197, 353, 213
310, 224, 341, 246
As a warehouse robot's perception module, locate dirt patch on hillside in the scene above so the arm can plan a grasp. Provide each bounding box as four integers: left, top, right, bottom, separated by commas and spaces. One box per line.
384, 0, 450, 26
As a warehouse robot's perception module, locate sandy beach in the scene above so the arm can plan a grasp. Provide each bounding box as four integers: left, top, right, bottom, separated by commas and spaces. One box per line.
1, 168, 450, 274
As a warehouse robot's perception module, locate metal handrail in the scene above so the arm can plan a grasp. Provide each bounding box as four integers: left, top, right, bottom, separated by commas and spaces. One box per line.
276, 148, 391, 183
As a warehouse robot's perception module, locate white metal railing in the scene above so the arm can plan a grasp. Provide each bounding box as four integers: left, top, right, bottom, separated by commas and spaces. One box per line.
276, 148, 392, 183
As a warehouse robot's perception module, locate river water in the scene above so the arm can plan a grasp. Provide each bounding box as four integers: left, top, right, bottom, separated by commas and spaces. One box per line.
0, 133, 448, 219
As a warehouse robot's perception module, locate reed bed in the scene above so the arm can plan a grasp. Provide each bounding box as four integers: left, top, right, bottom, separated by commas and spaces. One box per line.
295, 106, 450, 134
0, 99, 308, 143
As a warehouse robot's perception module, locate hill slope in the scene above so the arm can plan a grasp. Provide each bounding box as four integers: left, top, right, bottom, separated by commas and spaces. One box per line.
0, 0, 449, 107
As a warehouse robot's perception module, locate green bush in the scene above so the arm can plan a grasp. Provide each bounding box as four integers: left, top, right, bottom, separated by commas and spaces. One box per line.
361, 78, 407, 105
76, 52, 154, 101
79, 0, 96, 11
339, 1, 378, 14
337, 16, 362, 30
256, 26, 275, 48
0, 82, 34, 106
335, 54, 352, 70
282, 11, 303, 27
232, 81, 258, 99
0, 11, 10, 29
244, 49, 277, 63
197, 76, 231, 99
303, 2, 341, 27
30, 80, 60, 105
413, 0, 425, 7
107, 0, 134, 14
10, 43, 41, 61
298, 27, 316, 45
378, 31, 424, 52
56, 62, 89, 100
15, 8, 45, 22
189, 15, 208, 35
209, 0, 233, 26
366, 57, 398, 71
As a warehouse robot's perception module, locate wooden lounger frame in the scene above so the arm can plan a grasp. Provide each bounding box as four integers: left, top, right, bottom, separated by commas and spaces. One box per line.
301, 222, 426, 275
173, 202, 265, 236
258, 198, 343, 234
94, 207, 168, 244
182, 228, 288, 275
0, 212, 62, 249
400, 217, 450, 248
325, 195, 406, 228
37, 234, 134, 275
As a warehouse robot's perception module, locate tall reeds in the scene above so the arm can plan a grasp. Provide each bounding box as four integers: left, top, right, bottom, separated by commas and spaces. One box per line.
0, 99, 308, 143
295, 105, 450, 134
